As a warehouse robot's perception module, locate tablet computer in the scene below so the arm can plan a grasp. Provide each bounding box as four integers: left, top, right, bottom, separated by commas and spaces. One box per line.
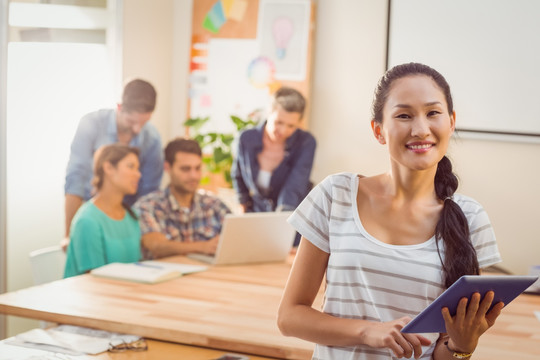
401, 275, 539, 334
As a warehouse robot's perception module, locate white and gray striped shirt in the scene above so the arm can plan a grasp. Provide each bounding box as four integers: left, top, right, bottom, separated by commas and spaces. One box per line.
288, 172, 501, 360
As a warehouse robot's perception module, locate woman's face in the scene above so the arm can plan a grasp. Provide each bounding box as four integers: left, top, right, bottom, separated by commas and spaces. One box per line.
106, 153, 141, 195
372, 75, 455, 172
265, 104, 302, 142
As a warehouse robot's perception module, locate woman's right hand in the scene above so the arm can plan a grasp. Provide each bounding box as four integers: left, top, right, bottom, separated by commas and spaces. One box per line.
359, 317, 432, 359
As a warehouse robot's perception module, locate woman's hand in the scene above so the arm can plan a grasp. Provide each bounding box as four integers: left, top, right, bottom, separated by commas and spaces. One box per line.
359, 317, 432, 359
441, 291, 504, 353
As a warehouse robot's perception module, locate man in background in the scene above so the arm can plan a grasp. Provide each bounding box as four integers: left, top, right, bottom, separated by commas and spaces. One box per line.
64, 79, 163, 239
133, 138, 230, 259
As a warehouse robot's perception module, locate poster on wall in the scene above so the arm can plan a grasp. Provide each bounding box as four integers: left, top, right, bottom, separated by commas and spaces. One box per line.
188, 0, 313, 134
191, 39, 272, 134
257, 0, 311, 81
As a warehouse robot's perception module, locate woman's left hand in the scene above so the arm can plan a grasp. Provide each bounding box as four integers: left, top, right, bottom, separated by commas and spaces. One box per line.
441, 290, 504, 353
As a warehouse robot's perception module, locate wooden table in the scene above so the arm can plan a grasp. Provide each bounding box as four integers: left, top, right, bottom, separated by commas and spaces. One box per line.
99, 339, 274, 360
473, 292, 540, 359
0, 337, 275, 359
0, 256, 539, 360
0, 256, 318, 359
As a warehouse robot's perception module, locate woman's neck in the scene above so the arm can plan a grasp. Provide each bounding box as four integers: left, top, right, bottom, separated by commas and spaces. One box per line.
386, 165, 439, 203
259, 130, 286, 172
93, 186, 126, 220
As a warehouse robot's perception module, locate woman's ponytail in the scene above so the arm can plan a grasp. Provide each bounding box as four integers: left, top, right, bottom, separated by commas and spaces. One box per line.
434, 156, 479, 288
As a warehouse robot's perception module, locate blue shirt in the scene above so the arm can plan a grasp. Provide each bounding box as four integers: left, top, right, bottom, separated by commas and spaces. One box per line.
64, 109, 163, 205
64, 201, 142, 278
231, 121, 316, 212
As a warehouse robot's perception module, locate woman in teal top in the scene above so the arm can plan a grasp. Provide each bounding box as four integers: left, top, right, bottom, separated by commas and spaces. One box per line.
64, 144, 142, 278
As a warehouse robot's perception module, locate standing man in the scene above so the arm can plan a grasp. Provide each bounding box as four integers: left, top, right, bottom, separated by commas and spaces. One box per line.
133, 138, 230, 259
64, 79, 163, 238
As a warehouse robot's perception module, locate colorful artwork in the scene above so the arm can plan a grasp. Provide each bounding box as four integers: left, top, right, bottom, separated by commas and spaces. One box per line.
203, 0, 249, 34
272, 16, 294, 59
247, 56, 275, 88
257, 0, 311, 81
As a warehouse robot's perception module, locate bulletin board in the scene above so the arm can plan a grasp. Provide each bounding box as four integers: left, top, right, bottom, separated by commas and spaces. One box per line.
187, 0, 315, 134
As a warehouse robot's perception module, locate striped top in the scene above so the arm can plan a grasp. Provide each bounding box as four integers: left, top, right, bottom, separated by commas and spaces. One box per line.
288, 173, 501, 360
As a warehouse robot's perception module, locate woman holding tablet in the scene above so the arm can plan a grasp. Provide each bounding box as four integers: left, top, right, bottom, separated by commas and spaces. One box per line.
277, 63, 503, 359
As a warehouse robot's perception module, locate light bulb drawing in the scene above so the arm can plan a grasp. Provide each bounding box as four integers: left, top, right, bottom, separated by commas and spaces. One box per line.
272, 16, 294, 60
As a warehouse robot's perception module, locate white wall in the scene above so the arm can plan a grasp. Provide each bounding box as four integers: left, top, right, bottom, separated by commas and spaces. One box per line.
122, 0, 174, 144
171, 0, 192, 139
451, 138, 540, 275
308, 0, 389, 180
0, 0, 8, 341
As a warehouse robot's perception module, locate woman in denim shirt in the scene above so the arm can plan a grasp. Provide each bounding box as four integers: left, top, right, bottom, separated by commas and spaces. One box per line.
232, 87, 316, 230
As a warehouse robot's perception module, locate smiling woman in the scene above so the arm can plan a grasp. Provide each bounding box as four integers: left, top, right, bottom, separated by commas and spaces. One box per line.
277, 63, 502, 360
64, 144, 142, 278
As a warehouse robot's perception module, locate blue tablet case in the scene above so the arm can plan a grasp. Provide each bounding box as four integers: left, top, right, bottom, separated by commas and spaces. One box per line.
401, 275, 539, 334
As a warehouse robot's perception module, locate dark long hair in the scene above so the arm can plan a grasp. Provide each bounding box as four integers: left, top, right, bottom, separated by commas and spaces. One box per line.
371, 63, 479, 288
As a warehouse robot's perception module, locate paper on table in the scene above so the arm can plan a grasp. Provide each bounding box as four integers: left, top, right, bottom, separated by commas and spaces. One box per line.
142, 260, 207, 275
4, 325, 140, 355
90, 261, 207, 284
0, 340, 95, 360
90, 262, 182, 284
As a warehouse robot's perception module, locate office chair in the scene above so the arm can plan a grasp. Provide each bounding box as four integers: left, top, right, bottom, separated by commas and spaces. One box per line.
28, 245, 66, 328
28, 245, 66, 285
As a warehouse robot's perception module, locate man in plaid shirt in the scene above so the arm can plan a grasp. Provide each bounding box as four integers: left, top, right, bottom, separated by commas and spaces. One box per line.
133, 138, 230, 259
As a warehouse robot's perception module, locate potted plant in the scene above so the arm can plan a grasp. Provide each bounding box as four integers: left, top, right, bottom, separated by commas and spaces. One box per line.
184, 114, 259, 187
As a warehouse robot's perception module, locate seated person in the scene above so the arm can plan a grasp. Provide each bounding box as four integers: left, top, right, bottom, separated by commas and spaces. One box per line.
64, 144, 142, 278
133, 138, 231, 259
231, 87, 316, 213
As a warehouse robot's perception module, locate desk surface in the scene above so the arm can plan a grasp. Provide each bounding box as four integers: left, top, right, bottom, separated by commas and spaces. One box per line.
1, 337, 275, 360
100, 339, 275, 360
0, 257, 539, 360
0, 256, 317, 359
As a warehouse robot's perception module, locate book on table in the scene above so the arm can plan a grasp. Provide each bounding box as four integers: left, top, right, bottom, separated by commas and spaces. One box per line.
90, 261, 207, 284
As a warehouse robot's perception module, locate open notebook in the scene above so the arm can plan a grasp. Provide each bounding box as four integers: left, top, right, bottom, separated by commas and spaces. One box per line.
188, 211, 296, 265
90, 261, 207, 284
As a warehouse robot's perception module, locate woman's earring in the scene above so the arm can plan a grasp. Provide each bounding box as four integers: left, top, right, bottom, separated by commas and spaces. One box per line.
378, 135, 385, 144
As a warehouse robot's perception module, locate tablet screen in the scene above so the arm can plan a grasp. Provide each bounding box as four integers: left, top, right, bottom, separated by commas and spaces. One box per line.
401, 275, 539, 333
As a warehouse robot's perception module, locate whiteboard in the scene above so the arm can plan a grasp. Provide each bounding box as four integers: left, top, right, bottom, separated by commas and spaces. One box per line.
388, 0, 540, 138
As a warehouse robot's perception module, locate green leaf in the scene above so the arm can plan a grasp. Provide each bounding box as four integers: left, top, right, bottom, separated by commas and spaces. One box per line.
207, 133, 218, 142
222, 134, 235, 146
224, 170, 232, 184
202, 157, 212, 165
194, 134, 205, 144
213, 147, 230, 164
230, 115, 246, 131
184, 116, 210, 132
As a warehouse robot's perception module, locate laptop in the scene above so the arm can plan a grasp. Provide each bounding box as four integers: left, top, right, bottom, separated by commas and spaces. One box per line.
188, 211, 296, 265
